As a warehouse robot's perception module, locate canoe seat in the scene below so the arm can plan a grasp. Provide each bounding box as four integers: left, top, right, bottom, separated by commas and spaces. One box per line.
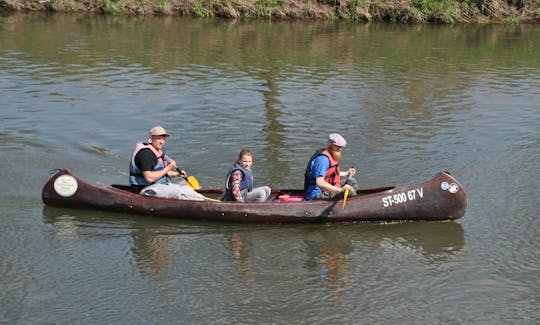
112, 184, 140, 193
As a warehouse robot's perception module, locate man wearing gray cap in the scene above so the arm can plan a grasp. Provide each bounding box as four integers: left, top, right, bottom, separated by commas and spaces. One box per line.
129, 126, 205, 200
303, 133, 357, 200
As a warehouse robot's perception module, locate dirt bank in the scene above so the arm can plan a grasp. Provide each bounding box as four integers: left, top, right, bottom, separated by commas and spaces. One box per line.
1, 0, 539, 23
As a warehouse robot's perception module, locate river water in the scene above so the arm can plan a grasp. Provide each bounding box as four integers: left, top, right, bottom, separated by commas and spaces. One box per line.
1, 13, 539, 324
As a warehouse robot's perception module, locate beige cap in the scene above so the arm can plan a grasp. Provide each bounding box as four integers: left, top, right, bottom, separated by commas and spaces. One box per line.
328, 133, 347, 147
149, 126, 170, 137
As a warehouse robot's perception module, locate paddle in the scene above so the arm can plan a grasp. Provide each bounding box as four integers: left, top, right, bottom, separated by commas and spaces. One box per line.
342, 188, 350, 208
164, 154, 201, 189
184, 173, 200, 190
342, 169, 354, 209
173, 168, 200, 189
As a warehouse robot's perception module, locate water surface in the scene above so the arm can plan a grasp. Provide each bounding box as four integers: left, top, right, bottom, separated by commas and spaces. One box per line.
1, 14, 539, 324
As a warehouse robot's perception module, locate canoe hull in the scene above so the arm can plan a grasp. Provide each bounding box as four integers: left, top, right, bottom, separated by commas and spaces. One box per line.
42, 169, 467, 223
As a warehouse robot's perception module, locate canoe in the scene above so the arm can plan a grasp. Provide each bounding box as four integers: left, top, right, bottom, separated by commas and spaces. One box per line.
42, 169, 467, 223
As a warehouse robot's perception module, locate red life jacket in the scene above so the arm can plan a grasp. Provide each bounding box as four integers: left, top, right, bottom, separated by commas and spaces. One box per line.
304, 148, 341, 191
321, 149, 341, 187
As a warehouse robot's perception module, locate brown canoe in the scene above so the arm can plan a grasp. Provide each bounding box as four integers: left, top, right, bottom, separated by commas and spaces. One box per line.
42, 169, 467, 223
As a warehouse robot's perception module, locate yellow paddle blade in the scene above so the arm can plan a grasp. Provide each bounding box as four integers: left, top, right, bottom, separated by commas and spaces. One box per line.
342, 189, 349, 208
185, 176, 200, 190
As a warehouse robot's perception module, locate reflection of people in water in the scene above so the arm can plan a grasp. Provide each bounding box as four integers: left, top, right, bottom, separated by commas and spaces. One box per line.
42, 208, 466, 287
317, 241, 350, 288
303, 222, 466, 289
131, 232, 174, 274
229, 232, 255, 283
303, 227, 354, 289
305, 237, 352, 289
41, 207, 177, 276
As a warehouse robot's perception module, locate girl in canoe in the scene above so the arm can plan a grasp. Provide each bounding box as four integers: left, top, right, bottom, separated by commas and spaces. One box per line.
222, 148, 271, 202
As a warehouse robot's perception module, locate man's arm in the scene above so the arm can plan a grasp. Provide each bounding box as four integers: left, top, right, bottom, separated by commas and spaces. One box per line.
137, 149, 176, 184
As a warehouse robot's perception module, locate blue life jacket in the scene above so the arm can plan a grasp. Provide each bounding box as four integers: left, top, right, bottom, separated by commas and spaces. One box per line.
129, 142, 168, 186
223, 163, 253, 201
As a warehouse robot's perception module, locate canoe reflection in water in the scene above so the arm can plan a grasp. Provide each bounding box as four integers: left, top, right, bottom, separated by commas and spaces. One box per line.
42, 207, 181, 276
42, 207, 465, 285
302, 222, 465, 289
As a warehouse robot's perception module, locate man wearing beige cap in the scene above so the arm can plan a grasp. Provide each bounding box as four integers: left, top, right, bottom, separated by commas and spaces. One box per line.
129, 126, 204, 200
303, 133, 357, 200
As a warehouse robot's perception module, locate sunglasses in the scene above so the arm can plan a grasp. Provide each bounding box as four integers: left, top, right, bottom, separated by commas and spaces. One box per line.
330, 144, 343, 151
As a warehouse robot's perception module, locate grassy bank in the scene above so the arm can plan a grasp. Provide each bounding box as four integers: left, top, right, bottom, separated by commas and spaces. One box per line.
1, 0, 539, 23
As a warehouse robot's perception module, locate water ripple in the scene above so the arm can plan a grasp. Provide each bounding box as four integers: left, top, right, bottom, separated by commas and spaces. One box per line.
2, 17, 540, 324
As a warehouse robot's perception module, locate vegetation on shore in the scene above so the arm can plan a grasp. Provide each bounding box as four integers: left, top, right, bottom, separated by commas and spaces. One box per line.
1, 0, 539, 23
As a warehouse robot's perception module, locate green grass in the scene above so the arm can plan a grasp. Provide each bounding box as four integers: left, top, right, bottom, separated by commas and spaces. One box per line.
0, 0, 538, 23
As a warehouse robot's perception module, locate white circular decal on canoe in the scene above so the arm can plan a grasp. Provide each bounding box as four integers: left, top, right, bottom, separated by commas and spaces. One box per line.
440, 182, 449, 191
53, 175, 78, 197
448, 183, 459, 194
